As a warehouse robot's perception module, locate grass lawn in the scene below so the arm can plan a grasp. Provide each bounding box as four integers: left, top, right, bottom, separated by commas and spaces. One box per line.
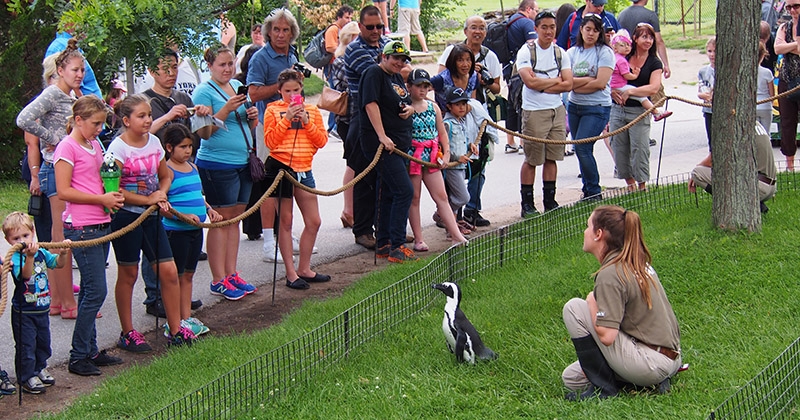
0, 179, 28, 221
45, 188, 800, 419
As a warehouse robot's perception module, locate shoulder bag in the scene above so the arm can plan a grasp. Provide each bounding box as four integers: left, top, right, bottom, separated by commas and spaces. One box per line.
318, 86, 348, 116
208, 83, 266, 181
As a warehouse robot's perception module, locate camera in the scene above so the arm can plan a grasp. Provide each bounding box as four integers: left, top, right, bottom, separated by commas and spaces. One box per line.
294, 63, 312, 78
479, 68, 494, 86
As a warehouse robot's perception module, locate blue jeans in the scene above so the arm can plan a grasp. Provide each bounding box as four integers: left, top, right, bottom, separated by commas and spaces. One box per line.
375, 153, 413, 249
11, 311, 50, 382
65, 225, 110, 361
466, 167, 485, 211
568, 103, 610, 198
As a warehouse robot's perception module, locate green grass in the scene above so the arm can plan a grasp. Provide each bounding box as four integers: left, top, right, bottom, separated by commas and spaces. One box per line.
304, 73, 324, 96
44, 188, 800, 419
0, 179, 28, 221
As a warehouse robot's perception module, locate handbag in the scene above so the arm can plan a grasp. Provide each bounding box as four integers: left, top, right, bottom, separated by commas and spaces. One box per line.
208, 82, 266, 182
650, 83, 666, 105
318, 86, 348, 116
485, 91, 507, 122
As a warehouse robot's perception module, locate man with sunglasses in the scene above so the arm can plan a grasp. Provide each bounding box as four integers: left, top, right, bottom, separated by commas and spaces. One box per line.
343, 5, 394, 250
517, 10, 573, 216
556, 0, 620, 51
618, 0, 671, 78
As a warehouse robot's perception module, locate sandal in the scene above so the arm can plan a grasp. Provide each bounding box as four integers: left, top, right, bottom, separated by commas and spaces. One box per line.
414, 241, 429, 252
60, 307, 103, 319
49, 305, 61, 316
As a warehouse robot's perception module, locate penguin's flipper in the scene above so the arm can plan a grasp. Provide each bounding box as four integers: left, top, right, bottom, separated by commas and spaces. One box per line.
455, 329, 468, 363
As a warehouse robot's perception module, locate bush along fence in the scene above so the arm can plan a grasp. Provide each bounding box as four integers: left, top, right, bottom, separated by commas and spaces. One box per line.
145, 168, 800, 420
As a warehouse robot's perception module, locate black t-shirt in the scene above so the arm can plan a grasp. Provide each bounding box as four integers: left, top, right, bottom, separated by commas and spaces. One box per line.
144, 88, 195, 142
624, 54, 663, 107
358, 65, 412, 154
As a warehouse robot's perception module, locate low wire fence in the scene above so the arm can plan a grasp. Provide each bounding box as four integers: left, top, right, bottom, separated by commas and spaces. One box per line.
146, 169, 800, 420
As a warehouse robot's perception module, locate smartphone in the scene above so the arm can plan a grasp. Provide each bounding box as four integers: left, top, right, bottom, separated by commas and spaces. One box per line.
237, 85, 248, 96
291, 94, 304, 107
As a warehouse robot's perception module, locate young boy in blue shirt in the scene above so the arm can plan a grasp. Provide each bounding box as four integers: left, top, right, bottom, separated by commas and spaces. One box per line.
3, 211, 69, 394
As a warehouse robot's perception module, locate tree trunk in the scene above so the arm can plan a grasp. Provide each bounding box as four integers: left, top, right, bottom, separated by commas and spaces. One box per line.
711, 0, 761, 232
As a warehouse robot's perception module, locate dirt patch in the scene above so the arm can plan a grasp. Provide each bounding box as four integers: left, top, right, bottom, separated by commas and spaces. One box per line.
0, 211, 520, 419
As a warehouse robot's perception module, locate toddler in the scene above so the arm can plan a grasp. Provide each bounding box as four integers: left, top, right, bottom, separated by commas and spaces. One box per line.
610, 29, 672, 121
3, 212, 69, 393
442, 86, 480, 233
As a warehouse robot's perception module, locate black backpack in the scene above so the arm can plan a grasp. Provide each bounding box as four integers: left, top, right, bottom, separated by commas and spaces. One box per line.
507, 43, 563, 115
482, 15, 525, 66
304, 25, 335, 69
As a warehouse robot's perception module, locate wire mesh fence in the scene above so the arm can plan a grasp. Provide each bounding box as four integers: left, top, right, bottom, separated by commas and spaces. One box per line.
146, 169, 800, 420
709, 336, 800, 420
656, 0, 716, 25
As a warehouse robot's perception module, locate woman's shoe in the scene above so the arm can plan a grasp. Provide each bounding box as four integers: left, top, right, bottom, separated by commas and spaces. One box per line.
49, 305, 61, 316
413, 241, 429, 252
340, 212, 354, 228
286, 278, 310, 290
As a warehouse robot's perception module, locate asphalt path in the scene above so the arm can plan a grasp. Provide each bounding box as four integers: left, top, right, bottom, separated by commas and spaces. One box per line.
0, 49, 787, 377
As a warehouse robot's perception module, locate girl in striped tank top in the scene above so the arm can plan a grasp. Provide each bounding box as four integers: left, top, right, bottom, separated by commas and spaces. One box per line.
162, 124, 222, 337
406, 69, 468, 252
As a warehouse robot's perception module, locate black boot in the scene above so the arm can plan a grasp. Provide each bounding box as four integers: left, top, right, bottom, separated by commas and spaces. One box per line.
520, 185, 537, 218
565, 335, 620, 401
543, 181, 559, 212
704, 184, 712, 195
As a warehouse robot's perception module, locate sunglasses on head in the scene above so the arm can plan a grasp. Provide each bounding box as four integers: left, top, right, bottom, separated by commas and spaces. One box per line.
364, 23, 385, 31
636, 22, 654, 29
535, 10, 556, 22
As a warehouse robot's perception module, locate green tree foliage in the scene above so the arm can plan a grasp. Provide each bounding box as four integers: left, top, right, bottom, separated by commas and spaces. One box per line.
0, 0, 63, 178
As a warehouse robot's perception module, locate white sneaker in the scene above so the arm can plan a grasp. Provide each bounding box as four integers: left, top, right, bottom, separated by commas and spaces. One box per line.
292, 235, 319, 255
262, 241, 284, 263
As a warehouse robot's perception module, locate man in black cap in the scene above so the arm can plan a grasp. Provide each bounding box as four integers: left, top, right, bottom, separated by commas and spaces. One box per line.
556, 0, 620, 50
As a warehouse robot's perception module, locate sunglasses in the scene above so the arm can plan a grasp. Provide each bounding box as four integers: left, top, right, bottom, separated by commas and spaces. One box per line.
535, 10, 556, 22
363, 23, 385, 31
787, 4, 800, 10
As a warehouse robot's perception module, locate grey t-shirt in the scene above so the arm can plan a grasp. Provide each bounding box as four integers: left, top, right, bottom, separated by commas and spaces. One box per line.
618, 5, 661, 35
16, 85, 75, 163
567, 45, 615, 106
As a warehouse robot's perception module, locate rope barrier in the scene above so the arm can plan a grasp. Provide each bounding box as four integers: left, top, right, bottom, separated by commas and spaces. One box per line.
3, 85, 795, 317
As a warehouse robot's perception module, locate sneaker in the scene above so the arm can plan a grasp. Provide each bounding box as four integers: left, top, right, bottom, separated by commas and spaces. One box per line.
504, 144, 518, 153
0, 370, 16, 394
261, 242, 284, 263
376, 243, 391, 259
117, 329, 153, 353
164, 319, 210, 338
145, 299, 167, 318
388, 245, 419, 263
68, 358, 101, 376
168, 326, 196, 347
210, 277, 246, 301
22, 376, 45, 394
649, 138, 657, 147
464, 209, 490, 227
521, 203, 539, 218
292, 235, 319, 254
185, 317, 211, 336
91, 350, 123, 366
228, 272, 257, 294
355, 234, 376, 249
36, 368, 55, 386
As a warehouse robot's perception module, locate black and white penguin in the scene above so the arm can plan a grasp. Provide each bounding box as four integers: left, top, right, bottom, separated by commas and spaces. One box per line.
432, 282, 497, 364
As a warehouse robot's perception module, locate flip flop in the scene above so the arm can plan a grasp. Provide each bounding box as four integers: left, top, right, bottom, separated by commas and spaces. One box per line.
414, 241, 429, 252
49, 305, 61, 316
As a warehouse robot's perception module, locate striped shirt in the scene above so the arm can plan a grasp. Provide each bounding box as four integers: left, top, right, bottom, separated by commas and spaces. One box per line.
163, 164, 206, 231
263, 100, 328, 172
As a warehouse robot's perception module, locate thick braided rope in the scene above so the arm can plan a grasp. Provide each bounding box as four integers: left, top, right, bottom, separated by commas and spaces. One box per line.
0, 205, 158, 317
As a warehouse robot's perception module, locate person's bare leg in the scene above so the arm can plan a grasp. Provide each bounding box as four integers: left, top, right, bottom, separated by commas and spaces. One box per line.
408, 174, 424, 245
294, 189, 321, 277
416, 33, 428, 53
423, 171, 467, 244
156, 261, 181, 334
223, 204, 246, 275
115, 265, 139, 333
787, 156, 795, 171
276, 198, 296, 279
341, 166, 355, 225
179, 271, 193, 320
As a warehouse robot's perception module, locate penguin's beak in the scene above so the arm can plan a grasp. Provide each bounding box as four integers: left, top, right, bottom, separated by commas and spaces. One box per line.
431, 283, 444, 291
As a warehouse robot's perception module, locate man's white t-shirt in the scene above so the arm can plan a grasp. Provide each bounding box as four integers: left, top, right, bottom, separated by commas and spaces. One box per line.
437, 44, 502, 80
515, 41, 571, 111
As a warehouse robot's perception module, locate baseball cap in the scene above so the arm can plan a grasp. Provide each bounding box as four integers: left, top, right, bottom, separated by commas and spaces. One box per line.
592, 0, 608, 5
111, 79, 127, 92
407, 68, 431, 85
445, 86, 469, 104
382, 41, 411, 60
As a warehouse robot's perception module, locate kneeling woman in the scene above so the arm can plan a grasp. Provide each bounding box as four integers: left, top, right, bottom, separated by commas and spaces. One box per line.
562, 205, 681, 400
263, 69, 329, 290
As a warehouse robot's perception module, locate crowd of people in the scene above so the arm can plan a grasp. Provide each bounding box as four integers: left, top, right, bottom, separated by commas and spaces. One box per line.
1, 0, 783, 402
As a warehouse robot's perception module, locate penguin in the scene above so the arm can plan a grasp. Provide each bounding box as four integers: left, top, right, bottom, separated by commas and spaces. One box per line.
432, 282, 497, 364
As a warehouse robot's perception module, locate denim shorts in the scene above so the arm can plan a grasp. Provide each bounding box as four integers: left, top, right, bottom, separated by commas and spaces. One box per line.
166, 229, 203, 275
198, 166, 252, 208
110, 210, 174, 266
38, 162, 57, 198
298, 170, 316, 189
